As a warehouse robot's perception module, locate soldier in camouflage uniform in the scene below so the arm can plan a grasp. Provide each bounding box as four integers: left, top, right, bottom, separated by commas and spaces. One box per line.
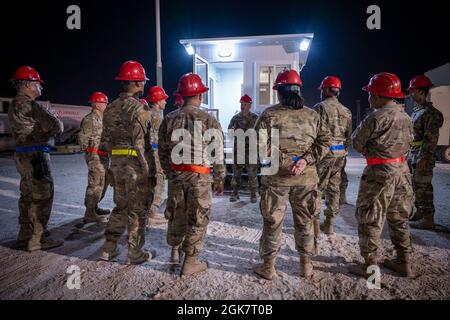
144, 86, 169, 226
313, 76, 352, 241
349, 73, 414, 278
407, 76, 443, 230
99, 61, 156, 265
253, 70, 332, 280
228, 94, 259, 203
8, 66, 64, 252
159, 73, 226, 276
78, 92, 111, 224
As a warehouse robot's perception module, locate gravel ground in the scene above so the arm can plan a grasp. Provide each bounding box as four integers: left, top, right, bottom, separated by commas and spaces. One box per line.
0, 153, 449, 300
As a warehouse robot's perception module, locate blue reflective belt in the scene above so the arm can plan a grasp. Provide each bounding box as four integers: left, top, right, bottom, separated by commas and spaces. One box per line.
292, 156, 301, 162
15, 145, 52, 153
330, 144, 345, 151
260, 162, 272, 168
151, 143, 158, 150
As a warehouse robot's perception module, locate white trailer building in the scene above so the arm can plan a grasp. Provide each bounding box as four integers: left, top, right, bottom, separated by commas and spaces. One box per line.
179, 33, 314, 131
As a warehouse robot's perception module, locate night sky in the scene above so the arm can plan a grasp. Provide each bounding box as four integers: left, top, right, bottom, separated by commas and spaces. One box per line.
0, 0, 448, 115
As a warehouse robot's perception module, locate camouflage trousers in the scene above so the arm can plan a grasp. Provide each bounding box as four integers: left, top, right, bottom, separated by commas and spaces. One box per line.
84, 153, 109, 211
340, 157, 348, 205
231, 163, 258, 192
103, 157, 151, 256
165, 173, 211, 257
356, 172, 413, 261
408, 156, 435, 218
14, 152, 54, 244
259, 180, 321, 259
148, 158, 165, 216
317, 157, 346, 219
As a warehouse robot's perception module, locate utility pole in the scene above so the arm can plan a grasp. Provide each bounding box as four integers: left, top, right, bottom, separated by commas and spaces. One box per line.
155, 0, 163, 86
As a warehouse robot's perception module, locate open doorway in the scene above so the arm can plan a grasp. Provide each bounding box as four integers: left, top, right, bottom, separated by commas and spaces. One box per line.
209, 62, 244, 131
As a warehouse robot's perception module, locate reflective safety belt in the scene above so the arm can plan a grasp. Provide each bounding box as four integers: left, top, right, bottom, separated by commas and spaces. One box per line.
411, 140, 424, 148
171, 164, 211, 175
15, 145, 52, 153
330, 144, 345, 151
111, 149, 138, 157
86, 147, 108, 157
366, 156, 406, 166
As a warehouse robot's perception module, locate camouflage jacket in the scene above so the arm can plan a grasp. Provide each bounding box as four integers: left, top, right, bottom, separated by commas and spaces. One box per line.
8, 93, 63, 147
410, 101, 444, 163
313, 96, 352, 158
255, 104, 332, 186
228, 112, 259, 131
148, 107, 162, 146
78, 111, 103, 151
100, 92, 153, 176
352, 101, 412, 177
228, 112, 259, 162
158, 105, 226, 183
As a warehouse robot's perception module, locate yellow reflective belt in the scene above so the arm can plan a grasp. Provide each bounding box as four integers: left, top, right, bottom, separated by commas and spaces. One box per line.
411, 141, 424, 148
112, 149, 138, 157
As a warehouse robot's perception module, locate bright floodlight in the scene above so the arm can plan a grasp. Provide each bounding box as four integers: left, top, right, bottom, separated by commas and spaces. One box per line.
185, 44, 195, 55
300, 39, 311, 51
218, 43, 233, 58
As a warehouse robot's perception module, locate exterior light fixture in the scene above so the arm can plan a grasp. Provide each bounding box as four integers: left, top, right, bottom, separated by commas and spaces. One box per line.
218, 43, 233, 58
185, 44, 195, 55
299, 39, 311, 51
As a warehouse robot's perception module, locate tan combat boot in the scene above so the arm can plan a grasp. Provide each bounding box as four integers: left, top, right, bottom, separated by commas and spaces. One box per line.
100, 247, 120, 262
300, 255, 314, 278
383, 253, 414, 278
170, 246, 183, 265
181, 255, 208, 276
323, 217, 334, 235
126, 249, 156, 265
250, 189, 257, 203
28, 237, 64, 252
410, 215, 434, 230
253, 258, 277, 280
229, 186, 240, 202
83, 208, 108, 224
348, 256, 378, 279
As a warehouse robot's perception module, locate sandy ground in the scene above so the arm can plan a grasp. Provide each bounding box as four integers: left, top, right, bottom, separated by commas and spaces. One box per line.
0, 153, 449, 300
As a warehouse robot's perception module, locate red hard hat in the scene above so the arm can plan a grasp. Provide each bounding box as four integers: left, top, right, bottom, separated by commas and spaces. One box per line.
89, 92, 109, 104
114, 60, 149, 81
146, 86, 169, 103
175, 73, 209, 97
240, 94, 253, 104
10, 66, 44, 83
273, 69, 302, 90
174, 94, 184, 105
362, 72, 406, 99
319, 76, 342, 90
140, 98, 149, 106
407, 75, 434, 91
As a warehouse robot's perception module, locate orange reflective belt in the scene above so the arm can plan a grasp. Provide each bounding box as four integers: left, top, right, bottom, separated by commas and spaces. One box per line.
86, 148, 108, 157
171, 164, 211, 175
366, 156, 406, 166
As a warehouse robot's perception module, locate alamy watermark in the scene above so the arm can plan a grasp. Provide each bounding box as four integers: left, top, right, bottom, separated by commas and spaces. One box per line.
66, 5, 81, 30
66, 265, 81, 290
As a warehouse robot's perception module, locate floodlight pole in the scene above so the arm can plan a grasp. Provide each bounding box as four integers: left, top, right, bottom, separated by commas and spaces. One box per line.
155, 0, 163, 86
